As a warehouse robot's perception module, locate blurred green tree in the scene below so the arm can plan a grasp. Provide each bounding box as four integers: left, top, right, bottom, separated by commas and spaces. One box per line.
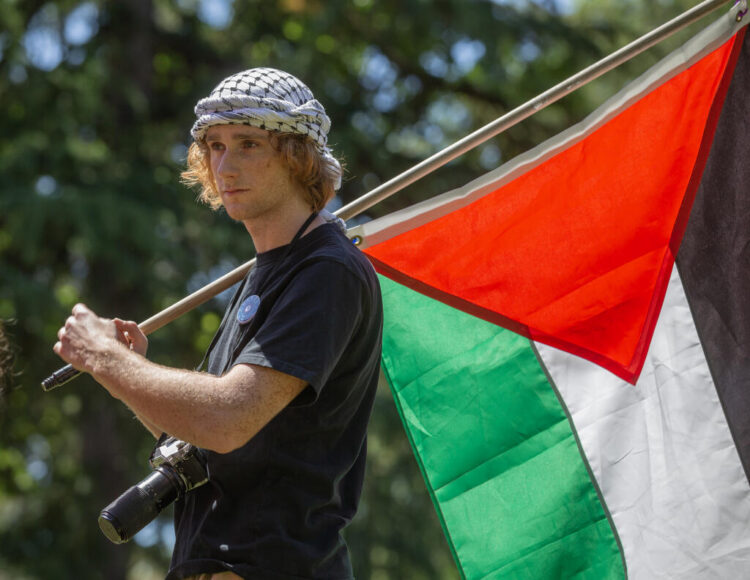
0, 0, 705, 577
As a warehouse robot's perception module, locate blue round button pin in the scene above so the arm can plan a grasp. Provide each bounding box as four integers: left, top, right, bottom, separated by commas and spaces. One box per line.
237, 295, 261, 324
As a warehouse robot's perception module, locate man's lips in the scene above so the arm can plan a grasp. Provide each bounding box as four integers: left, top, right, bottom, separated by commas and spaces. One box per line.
222, 188, 248, 196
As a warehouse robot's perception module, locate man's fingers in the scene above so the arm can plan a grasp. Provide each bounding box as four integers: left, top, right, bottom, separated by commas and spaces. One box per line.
114, 318, 137, 332
72, 303, 90, 316
113, 319, 128, 341
113, 318, 148, 356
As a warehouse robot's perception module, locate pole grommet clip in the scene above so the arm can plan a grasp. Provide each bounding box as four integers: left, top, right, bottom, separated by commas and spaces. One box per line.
735, 1, 748, 22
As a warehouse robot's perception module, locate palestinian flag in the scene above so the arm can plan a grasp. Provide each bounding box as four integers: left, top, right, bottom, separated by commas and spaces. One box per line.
350, 8, 750, 579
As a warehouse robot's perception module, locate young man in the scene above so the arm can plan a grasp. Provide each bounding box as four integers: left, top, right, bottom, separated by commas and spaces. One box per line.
54, 68, 383, 580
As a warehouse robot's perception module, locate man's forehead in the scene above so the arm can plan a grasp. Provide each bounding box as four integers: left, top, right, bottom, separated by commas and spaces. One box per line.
205, 125, 270, 141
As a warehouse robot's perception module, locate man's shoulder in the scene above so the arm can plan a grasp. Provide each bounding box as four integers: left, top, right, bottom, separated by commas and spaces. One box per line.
298, 224, 378, 284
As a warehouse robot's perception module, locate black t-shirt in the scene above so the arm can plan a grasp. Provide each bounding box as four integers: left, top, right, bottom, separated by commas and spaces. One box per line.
166, 223, 383, 580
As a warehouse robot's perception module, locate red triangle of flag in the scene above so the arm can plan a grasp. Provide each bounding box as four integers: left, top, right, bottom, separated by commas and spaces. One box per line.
365, 32, 744, 383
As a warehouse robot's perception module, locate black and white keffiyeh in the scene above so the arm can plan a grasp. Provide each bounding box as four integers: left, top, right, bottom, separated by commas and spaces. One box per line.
191, 68, 342, 189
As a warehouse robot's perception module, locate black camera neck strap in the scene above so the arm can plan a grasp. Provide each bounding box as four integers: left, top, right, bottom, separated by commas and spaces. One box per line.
195, 211, 320, 373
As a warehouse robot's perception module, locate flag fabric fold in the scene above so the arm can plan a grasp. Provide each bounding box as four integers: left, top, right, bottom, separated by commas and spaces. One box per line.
352, 7, 750, 579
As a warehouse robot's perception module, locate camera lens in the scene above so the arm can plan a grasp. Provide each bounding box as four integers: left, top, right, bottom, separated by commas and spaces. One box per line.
98, 468, 181, 543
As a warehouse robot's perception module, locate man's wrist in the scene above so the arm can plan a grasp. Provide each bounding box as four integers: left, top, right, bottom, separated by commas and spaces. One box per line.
90, 339, 131, 385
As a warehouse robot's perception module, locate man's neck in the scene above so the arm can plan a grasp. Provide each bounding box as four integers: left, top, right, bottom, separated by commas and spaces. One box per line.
243, 206, 320, 254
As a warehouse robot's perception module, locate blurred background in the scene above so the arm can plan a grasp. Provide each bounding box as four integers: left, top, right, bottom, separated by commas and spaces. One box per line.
0, 0, 713, 577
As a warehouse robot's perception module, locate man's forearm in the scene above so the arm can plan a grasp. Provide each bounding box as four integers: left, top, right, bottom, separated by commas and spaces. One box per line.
91, 348, 248, 452
89, 344, 305, 453
54, 304, 306, 453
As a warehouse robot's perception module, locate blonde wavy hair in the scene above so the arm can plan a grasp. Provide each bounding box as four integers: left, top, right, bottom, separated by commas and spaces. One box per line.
181, 132, 341, 212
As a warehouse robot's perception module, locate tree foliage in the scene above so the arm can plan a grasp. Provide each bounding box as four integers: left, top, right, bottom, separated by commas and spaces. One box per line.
0, 0, 708, 577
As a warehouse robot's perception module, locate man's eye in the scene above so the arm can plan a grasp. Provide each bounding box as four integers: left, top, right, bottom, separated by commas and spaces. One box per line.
242, 140, 259, 149
209, 142, 225, 151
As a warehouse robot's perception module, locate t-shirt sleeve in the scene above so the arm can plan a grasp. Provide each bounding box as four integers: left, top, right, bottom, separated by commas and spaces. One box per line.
232, 259, 364, 398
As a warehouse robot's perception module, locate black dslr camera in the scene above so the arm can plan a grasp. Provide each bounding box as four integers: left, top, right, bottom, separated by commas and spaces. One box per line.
98, 437, 209, 544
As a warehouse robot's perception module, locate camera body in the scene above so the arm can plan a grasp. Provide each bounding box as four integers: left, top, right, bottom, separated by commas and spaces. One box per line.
98, 437, 209, 544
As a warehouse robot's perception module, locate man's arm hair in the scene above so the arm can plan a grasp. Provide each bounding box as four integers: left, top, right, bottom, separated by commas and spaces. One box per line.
90, 348, 306, 453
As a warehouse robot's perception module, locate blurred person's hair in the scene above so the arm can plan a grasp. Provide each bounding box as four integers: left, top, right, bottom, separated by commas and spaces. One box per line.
0, 320, 14, 396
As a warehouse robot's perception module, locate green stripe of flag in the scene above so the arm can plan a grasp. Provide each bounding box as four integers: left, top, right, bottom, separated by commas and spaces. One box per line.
378, 275, 625, 579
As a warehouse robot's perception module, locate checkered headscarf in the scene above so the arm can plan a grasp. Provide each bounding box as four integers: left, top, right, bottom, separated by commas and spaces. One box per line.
191, 68, 342, 189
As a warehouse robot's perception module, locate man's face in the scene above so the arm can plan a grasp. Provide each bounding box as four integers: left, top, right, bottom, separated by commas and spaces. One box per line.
205, 125, 297, 223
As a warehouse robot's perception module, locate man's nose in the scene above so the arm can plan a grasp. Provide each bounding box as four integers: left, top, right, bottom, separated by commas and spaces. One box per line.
217, 151, 239, 179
